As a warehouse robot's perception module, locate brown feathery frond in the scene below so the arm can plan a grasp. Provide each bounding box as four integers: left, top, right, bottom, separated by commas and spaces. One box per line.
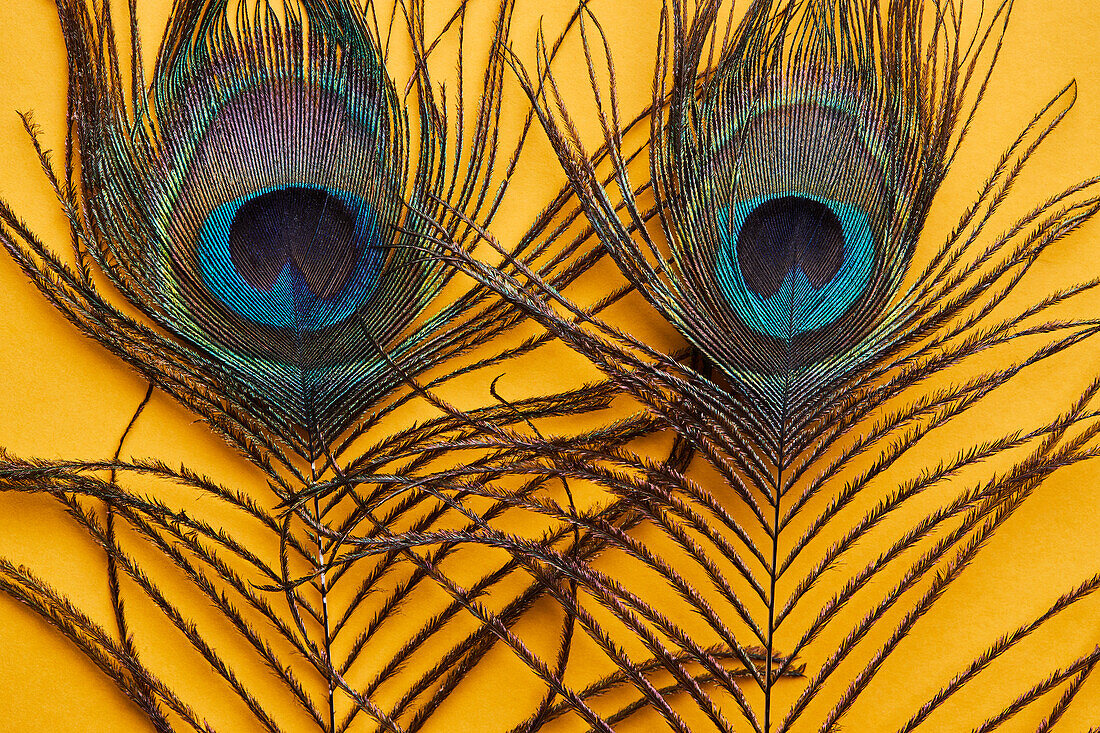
422, 0, 1100, 729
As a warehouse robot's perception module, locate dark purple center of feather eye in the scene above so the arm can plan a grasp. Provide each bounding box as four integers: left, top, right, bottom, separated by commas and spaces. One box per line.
228, 187, 361, 299
736, 196, 845, 299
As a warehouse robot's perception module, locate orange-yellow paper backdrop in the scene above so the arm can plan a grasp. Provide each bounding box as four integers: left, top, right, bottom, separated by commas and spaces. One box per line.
0, 0, 1098, 731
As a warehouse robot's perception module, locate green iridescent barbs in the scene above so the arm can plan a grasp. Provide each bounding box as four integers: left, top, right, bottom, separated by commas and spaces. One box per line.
65, 0, 449, 443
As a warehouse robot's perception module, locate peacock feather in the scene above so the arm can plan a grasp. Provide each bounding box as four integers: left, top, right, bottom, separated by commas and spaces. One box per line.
0, 0, 676, 729
22, 0, 462, 455
420, 0, 1100, 729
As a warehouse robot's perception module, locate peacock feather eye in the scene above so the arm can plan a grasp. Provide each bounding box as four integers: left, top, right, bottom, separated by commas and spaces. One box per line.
717, 193, 874, 339
626, 2, 953, 420
700, 67, 913, 352
152, 64, 398, 351
60, 0, 448, 447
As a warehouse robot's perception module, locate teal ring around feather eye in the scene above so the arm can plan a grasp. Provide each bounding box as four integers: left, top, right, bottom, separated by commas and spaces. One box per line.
714, 194, 874, 340
194, 185, 383, 331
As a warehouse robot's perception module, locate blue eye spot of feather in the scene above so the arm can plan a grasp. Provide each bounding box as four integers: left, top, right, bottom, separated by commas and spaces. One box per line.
196, 186, 384, 331
715, 194, 874, 339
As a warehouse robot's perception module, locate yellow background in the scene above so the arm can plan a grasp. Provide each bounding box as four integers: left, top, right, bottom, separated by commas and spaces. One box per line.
0, 0, 1099, 731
